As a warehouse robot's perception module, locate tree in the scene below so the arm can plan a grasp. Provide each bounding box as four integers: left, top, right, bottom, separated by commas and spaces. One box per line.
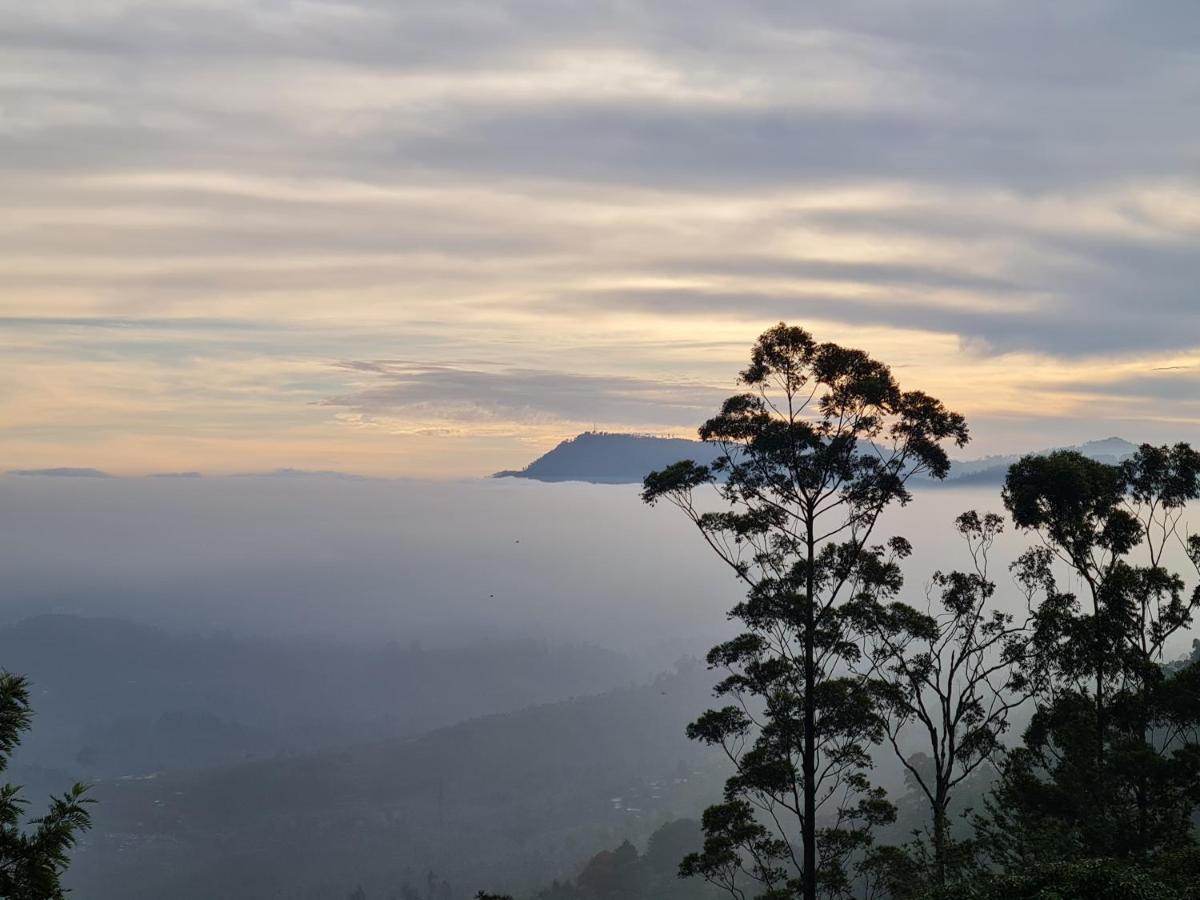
642, 818, 721, 899
642, 323, 968, 900
0, 671, 92, 899
576, 839, 640, 898
979, 444, 1200, 865
965, 849, 1200, 900
856, 510, 1029, 888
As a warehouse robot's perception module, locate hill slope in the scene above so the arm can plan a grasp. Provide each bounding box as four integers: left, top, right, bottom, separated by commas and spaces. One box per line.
68, 663, 724, 900
494, 432, 723, 484
1, 614, 642, 777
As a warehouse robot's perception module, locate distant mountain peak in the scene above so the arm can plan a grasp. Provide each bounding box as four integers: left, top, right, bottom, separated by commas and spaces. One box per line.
494, 431, 719, 484
1075, 436, 1138, 455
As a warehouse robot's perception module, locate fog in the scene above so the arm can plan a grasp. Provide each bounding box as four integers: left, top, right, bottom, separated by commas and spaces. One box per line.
0, 475, 1021, 649
4, 475, 1195, 659
3, 474, 1198, 899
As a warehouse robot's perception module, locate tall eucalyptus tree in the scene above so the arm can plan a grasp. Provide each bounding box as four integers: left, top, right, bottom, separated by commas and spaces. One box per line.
643, 324, 968, 900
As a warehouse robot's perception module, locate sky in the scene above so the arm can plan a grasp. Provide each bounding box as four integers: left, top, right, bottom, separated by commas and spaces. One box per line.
2, 1, 1199, 478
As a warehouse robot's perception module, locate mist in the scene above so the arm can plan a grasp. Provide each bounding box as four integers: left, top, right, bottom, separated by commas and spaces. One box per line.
5, 474, 1196, 660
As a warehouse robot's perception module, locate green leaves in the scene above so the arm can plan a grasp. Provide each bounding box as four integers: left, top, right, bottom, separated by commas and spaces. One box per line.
640, 459, 714, 505
986, 442, 1200, 871
1004, 450, 1139, 562
0, 671, 93, 900
0, 674, 33, 767
1122, 443, 1200, 509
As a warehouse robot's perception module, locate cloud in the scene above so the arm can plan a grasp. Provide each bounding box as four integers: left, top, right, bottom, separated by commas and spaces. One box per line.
322, 361, 727, 430
2, 1, 1199, 473
1055, 370, 1200, 405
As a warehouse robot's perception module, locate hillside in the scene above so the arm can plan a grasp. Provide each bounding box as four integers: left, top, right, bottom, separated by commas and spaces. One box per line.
0, 615, 644, 777
66, 663, 724, 900
495, 432, 724, 484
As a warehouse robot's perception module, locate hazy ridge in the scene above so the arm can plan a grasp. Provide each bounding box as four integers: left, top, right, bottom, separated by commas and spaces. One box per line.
495, 432, 1141, 486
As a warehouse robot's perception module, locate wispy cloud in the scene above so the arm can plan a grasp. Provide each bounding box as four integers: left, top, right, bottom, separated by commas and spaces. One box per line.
2, 1, 1198, 474
322, 360, 727, 429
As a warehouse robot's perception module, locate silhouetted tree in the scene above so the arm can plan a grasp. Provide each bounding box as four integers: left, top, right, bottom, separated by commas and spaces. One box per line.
979, 444, 1200, 865
643, 323, 968, 900
576, 839, 639, 898
0, 671, 92, 899
856, 510, 1029, 887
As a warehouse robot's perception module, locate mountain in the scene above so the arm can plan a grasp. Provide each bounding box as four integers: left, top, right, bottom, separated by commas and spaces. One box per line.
924, 436, 1140, 487
494, 432, 723, 484
497, 432, 1141, 487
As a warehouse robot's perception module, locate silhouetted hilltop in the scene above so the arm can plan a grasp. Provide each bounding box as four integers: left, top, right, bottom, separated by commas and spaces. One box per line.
494, 432, 723, 484
497, 432, 1141, 486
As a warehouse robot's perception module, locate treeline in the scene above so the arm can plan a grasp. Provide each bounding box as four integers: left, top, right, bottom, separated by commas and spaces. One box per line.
471, 819, 721, 900
633, 324, 1200, 900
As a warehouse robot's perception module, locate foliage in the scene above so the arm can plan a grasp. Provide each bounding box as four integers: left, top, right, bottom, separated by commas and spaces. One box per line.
855, 510, 1028, 888
978, 444, 1200, 865
517, 820, 719, 900
643, 323, 968, 900
0, 671, 92, 899
964, 849, 1200, 900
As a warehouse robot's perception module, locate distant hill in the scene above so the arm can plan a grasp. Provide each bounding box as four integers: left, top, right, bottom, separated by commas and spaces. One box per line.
0, 614, 644, 778
923, 436, 1140, 487
496, 432, 1141, 486
7, 467, 112, 478
494, 432, 723, 484
67, 662, 724, 900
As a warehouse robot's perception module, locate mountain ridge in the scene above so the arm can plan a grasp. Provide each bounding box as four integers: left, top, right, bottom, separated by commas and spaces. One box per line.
494, 432, 1141, 486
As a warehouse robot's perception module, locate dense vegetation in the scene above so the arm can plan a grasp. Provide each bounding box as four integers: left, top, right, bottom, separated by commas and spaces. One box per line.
0, 672, 91, 899
636, 324, 1200, 900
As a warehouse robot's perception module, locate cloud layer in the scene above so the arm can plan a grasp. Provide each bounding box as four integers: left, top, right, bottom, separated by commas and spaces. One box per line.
2, 1, 1198, 474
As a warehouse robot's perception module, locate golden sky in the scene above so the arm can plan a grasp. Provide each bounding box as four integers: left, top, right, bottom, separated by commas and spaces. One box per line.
3, 2, 1199, 477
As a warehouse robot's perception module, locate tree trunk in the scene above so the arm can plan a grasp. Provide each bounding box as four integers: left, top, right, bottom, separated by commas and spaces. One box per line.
932, 784, 949, 886
1092, 587, 1106, 825
802, 525, 817, 900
